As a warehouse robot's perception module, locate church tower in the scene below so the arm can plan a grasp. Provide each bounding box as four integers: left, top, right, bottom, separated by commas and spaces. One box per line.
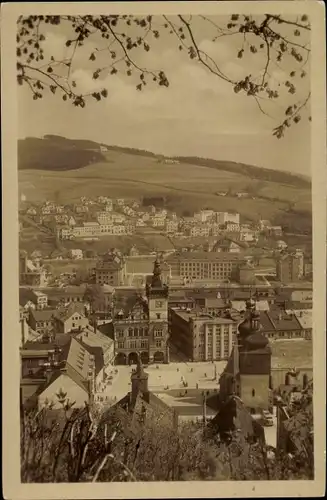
237, 299, 272, 412
219, 298, 272, 413
146, 258, 169, 364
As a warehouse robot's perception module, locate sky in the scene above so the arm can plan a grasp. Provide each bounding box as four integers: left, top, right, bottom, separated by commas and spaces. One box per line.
18, 15, 311, 176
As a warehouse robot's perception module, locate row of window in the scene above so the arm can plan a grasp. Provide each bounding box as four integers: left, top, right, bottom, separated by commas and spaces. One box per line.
117, 339, 164, 349
116, 328, 164, 338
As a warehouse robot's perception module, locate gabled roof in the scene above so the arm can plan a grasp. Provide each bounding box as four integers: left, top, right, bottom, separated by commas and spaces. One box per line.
209, 395, 265, 443
29, 309, 56, 322
115, 294, 149, 319
54, 303, 86, 322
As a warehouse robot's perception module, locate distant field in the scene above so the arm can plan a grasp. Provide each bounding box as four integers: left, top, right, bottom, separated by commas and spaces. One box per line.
19, 150, 311, 223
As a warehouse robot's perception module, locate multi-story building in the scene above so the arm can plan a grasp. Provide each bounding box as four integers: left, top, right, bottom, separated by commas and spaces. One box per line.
95, 254, 125, 286
57, 226, 73, 240
216, 212, 240, 225
113, 260, 170, 365
74, 204, 89, 214
28, 309, 55, 337
75, 222, 101, 237
166, 220, 179, 234
188, 225, 210, 237
225, 222, 240, 232
97, 211, 113, 225
194, 210, 214, 223
166, 252, 246, 282
170, 308, 238, 361
276, 250, 304, 283
239, 228, 258, 243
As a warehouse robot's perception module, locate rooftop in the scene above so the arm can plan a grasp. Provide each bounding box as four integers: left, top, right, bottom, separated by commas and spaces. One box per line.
29, 309, 56, 322
167, 252, 246, 262
172, 308, 235, 324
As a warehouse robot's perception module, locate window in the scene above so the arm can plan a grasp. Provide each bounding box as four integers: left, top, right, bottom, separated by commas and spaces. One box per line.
140, 339, 148, 348
117, 341, 124, 349
252, 389, 256, 397
155, 339, 162, 348
156, 313, 161, 320
154, 328, 163, 337
155, 300, 163, 308
128, 327, 133, 337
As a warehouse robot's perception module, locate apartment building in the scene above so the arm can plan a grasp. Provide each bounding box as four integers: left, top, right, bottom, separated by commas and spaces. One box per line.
73, 222, 100, 237
166, 252, 246, 281
276, 250, 304, 283
95, 254, 125, 286
216, 212, 240, 225
96, 211, 113, 225
170, 308, 238, 361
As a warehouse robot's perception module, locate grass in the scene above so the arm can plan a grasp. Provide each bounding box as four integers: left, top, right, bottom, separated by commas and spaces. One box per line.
19, 150, 311, 223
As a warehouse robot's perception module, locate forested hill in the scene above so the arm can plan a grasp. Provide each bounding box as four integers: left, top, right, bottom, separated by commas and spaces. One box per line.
18, 135, 310, 188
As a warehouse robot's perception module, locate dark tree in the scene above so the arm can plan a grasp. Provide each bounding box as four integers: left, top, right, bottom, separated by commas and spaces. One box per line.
17, 14, 310, 138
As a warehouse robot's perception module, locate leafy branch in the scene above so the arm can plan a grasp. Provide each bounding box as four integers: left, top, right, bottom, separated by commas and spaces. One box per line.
17, 14, 311, 137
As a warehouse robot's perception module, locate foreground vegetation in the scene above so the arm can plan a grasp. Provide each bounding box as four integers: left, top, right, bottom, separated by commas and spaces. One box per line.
21, 392, 313, 483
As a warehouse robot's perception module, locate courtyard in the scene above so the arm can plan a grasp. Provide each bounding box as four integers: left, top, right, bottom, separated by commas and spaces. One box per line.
96, 360, 227, 408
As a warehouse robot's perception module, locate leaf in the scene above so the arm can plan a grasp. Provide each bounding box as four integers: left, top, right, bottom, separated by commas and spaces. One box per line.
136, 83, 142, 91
65, 40, 72, 47
47, 66, 53, 73
63, 94, 67, 101
50, 85, 56, 94
285, 106, 293, 116
237, 50, 244, 59
101, 88, 108, 98
89, 52, 96, 61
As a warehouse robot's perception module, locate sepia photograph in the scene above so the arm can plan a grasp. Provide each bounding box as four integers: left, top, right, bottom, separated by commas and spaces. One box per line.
2, 1, 326, 499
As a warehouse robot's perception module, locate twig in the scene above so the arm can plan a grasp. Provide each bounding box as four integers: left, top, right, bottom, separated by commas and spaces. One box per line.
92, 453, 137, 482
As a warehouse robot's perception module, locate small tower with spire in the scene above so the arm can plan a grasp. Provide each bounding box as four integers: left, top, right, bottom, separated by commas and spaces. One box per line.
130, 352, 149, 406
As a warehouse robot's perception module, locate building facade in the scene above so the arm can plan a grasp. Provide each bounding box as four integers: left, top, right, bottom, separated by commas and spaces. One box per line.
276, 250, 304, 283
113, 260, 170, 365
166, 252, 246, 282
170, 308, 238, 362
95, 254, 125, 286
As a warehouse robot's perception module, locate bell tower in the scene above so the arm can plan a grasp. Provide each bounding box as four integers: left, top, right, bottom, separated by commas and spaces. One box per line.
146, 258, 169, 364
237, 299, 272, 412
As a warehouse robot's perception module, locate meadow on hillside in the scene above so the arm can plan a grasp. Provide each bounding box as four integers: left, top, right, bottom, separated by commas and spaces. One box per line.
19, 150, 311, 224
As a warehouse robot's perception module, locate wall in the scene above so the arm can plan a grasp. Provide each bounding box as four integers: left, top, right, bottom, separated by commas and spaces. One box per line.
60, 313, 89, 334
240, 374, 270, 411
271, 367, 313, 389
38, 373, 89, 410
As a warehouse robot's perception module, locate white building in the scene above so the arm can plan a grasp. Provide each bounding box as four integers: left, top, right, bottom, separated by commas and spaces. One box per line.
216, 212, 240, 225
70, 249, 84, 260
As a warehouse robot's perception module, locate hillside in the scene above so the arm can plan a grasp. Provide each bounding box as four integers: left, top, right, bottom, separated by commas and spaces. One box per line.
18, 135, 310, 189
18, 135, 312, 234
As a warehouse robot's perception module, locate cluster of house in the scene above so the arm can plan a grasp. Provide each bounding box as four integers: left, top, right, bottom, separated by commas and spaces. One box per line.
21, 196, 285, 246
